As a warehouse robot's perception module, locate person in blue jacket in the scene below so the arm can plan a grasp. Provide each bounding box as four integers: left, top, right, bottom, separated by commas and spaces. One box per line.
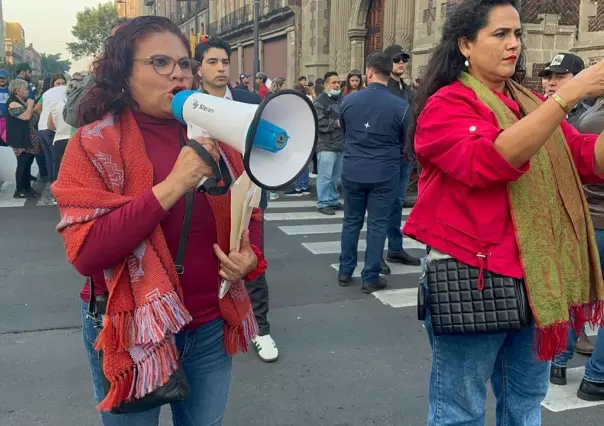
337, 52, 410, 294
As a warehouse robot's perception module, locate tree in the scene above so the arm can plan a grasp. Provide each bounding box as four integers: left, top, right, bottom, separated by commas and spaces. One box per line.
41, 53, 72, 76
67, 2, 120, 61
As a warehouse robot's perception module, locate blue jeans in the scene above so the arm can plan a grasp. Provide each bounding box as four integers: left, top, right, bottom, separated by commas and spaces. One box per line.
82, 302, 232, 426
386, 159, 412, 254
38, 130, 56, 182
294, 166, 310, 191
339, 174, 399, 283
316, 151, 343, 209
553, 229, 604, 383
423, 260, 550, 425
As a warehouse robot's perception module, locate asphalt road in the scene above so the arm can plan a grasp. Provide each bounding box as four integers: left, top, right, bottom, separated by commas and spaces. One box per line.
0, 183, 603, 426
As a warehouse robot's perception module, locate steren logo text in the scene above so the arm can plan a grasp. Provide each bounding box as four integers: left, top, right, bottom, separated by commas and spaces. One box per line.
191, 100, 215, 114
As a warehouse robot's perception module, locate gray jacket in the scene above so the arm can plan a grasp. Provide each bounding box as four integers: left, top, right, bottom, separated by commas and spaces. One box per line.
63, 74, 94, 128
314, 92, 344, 152
575, 100, 604, 229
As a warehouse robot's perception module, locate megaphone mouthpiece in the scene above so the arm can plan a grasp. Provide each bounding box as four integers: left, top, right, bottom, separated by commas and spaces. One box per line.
252, 119, 289, 153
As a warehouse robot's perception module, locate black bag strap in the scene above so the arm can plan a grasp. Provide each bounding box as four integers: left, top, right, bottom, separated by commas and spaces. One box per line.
185, 138, 232, 196
175, 132, 196, 274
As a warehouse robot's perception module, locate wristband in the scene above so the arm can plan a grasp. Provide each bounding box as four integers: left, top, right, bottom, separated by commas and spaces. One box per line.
244, 244, 267, 282
552, 94, 571, 114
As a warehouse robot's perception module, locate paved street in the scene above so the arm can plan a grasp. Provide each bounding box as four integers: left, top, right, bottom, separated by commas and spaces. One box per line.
1, 180, 603, 426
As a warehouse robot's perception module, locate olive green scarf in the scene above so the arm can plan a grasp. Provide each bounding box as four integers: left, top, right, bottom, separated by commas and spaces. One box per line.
459, 72, 604, 359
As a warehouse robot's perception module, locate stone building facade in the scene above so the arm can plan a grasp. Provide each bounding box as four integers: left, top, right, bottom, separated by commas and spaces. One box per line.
154, 0, 604, 90
298, 0, 604, 89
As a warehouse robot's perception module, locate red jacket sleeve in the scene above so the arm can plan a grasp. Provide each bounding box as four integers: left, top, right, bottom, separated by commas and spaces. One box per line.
561, 120, 604, 184
72, 189, 168, 276
415, 93, 529, 188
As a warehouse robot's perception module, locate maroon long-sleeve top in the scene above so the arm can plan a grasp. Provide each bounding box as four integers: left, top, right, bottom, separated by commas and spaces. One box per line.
77, 111, 263, 328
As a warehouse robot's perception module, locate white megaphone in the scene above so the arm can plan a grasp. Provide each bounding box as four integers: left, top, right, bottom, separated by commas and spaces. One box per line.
171, 89, 318, 191
0, 145, 17, 183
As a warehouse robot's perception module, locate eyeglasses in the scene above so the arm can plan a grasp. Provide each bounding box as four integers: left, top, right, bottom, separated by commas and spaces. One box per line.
393, 55, 409, 64
134, 55, 197, 75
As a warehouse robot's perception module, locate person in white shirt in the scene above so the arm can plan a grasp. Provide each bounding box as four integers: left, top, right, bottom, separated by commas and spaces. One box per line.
47, 100, 72, 181
35, 74, 66, 183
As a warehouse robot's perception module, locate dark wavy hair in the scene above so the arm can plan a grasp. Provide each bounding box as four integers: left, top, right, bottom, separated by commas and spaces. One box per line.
78, 16, 191, 125
408, 0, 524, 156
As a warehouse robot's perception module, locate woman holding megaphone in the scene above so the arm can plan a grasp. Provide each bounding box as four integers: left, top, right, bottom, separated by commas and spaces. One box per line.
51, 16, 267, 426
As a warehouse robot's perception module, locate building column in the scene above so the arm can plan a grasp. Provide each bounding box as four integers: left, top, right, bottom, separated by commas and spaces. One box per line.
383, 0, 397, 48
395, 0, 414, 52
237, 44, 244, 75
348, 28, 367, 71
286, 26, 297, 87
329, 0, 351, 75
259, 39, 264, 71
300, 0, 331, 83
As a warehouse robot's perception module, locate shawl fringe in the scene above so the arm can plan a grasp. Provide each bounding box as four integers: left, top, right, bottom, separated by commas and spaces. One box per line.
534, 299, 604, 360
94, 289, 192, 353
96, 336, 180, 411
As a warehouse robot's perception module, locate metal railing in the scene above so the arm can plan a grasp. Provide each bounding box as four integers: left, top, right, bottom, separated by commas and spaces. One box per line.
267, 0, 284, 13
175, 0, 209, 26
219, 5, 252, 33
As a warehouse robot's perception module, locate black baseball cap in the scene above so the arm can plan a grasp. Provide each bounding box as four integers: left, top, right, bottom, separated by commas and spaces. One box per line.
538, 53, 584, 77
240, 73, 250, 79
15, 62, 32, 73
384, 44, 410, 61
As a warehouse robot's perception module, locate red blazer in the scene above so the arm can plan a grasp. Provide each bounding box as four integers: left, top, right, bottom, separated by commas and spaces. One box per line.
403, 81, 604, 278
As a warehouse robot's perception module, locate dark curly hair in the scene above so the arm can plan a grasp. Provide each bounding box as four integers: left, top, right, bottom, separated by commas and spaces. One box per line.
78, 16, 191, 126
408, 0, 524, 157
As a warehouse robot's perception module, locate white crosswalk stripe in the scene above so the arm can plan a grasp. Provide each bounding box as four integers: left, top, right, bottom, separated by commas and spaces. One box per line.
266, 198, 423, 286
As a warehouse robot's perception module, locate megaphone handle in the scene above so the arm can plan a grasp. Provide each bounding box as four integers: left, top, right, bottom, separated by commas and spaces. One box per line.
185, 140, 232, 195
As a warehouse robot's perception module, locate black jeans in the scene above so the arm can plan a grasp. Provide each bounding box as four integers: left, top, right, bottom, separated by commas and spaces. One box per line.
246, 189, 270, 336
15, 152, 35, 192
53, 139, 69, 179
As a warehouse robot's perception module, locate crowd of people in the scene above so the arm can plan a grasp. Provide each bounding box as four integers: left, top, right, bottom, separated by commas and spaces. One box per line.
0, 63, 83, 200
2, 0, 604, 424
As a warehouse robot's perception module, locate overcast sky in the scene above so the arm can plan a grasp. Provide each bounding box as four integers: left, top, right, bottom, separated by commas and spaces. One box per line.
4, 0, 102, 72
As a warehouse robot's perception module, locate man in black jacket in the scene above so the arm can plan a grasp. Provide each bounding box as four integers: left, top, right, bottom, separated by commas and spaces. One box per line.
314, 71, 344, 215
382, 44, 420, 266
195, 36, 279, 363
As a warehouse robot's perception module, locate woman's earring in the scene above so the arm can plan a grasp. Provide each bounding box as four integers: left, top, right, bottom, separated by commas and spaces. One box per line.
464, 58, 470, 68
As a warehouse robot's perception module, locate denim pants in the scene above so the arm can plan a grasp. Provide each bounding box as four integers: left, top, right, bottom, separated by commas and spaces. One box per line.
339, 174, 399, 283
81, 302, 232, 426
316, 151, 343, 209
423, 260, 550, 425
38, 129, 56, 182
294, 166, 310, 191
553, 229, 604, 383
386, 159, 412, 254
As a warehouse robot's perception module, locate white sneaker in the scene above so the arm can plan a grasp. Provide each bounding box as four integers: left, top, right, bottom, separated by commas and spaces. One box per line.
252, 334, 279, 362
309, 173, 317, 178
269, 192, 279, 201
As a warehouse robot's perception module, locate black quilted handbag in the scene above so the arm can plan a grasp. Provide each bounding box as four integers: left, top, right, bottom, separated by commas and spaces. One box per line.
418, 258, 532, 335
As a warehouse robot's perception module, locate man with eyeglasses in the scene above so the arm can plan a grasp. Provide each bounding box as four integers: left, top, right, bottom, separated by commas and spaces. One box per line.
381, 44, 421, 269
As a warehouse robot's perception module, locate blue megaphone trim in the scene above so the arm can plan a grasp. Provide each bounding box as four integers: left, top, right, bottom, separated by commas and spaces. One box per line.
171, 90, 197, 124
